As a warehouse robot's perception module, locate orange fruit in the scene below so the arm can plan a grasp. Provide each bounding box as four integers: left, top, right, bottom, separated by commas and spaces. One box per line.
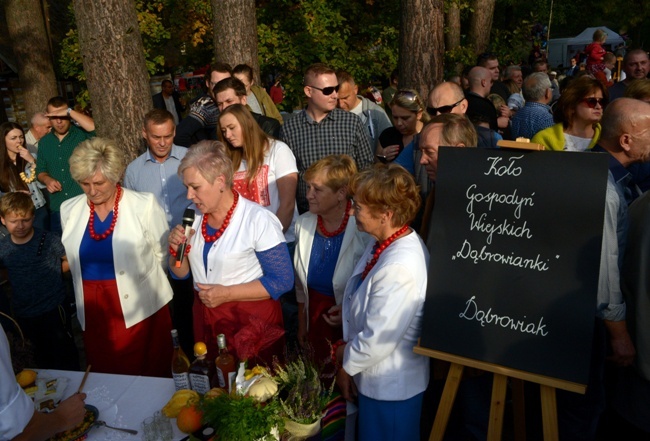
176, 404, 203, 434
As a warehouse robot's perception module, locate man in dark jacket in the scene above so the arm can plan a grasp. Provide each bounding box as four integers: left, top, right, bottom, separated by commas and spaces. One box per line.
213, 77, 282, 138
152, 79, 185, 125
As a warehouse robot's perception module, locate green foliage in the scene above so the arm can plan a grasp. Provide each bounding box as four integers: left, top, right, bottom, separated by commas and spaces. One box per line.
257, 0, 399, 110
272, 354, 335, 424
201, 394, 283, 441
444, 46, 476, 76
488, 14, 539, 65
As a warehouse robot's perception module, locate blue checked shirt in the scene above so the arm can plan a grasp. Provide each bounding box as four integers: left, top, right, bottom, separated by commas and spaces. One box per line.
511, 101, 554, 140
123, 144, 191, 228
281, 108, 373, 213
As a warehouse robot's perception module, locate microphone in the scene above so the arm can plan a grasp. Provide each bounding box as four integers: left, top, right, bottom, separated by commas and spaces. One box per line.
175, 208, 195, 268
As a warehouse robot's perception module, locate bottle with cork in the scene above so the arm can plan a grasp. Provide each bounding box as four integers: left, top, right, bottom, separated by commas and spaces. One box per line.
171, 329, 190, 391
188, 341, 215, 394
214, 333, 236, 392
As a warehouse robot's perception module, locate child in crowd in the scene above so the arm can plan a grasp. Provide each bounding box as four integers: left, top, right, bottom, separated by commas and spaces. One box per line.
585, 29, 607, 75
0, 192, 79, 370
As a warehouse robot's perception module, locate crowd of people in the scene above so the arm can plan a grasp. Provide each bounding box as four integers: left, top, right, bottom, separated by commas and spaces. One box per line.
1, 41, 650, 440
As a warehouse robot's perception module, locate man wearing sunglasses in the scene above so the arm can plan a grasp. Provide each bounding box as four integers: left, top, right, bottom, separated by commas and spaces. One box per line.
427, 82, 468, 117
281, 63, 373, 213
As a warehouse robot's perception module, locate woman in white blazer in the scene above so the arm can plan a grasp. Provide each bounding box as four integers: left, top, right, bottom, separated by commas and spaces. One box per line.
333, 164, 429, 441
61, 138, 173, 377
294, 155, 371, 364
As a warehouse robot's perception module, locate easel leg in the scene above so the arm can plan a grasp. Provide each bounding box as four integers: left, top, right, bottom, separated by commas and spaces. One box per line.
511, 378, 527, 441
487, 373, 508, 441
540, 385, 559, 440
429, 363, 464, 441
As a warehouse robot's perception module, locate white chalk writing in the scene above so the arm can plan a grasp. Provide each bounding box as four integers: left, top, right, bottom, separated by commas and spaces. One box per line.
459, 295, 548, 336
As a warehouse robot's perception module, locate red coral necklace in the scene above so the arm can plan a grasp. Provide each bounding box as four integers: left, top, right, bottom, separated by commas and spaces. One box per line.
361, 225, 410, 280
88, 183, 121, 241
317, 199, 351, 238
202, 189, 239, 243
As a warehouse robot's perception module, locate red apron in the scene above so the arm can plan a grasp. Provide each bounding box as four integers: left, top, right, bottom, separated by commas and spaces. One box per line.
193, 291, 285, 367
83, 279, 172, 377
308, 288, 343, 367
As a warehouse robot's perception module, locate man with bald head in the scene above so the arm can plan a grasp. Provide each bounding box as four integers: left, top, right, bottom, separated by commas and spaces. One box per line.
464, 66, 498, 131
609, 49, 649, 100
556, 98, 650, 440
426, 82, 468, 116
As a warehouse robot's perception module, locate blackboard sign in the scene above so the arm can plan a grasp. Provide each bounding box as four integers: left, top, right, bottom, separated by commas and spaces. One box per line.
420, 148, 609, 385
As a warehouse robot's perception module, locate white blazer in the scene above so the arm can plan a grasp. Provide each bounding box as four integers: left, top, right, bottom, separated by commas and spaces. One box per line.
61, 188, 173, 330
342, 231, 430, 401
293, 212, 371, 325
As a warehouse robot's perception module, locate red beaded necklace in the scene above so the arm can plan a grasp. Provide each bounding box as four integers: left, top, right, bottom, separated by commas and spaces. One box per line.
317, 199, 351, 238
88, 183, 122, 241
361, 225, 410, 280
201, 189, 239, 242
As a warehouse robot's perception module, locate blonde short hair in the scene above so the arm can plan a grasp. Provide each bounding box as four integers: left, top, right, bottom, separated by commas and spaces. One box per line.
178, 140, 233, 186
304, 155, 357, 193
69, 138, 125, 184
349, 163, 421, 227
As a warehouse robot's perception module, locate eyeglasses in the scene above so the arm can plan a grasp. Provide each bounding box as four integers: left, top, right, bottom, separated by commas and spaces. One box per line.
580, 97, 608, 108
309, 84, 340, 96
427, 98, 465, 116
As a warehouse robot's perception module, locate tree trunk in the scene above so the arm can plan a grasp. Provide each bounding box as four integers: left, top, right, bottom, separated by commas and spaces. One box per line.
468, 0, 496, 54
399, 0, 445, 100
211, 0, 260, 84
4, 0, 58, 122
72, 0, 151, 162
445, 0, 461, 51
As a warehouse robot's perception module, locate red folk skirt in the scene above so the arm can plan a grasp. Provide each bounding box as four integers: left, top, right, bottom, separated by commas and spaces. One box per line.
193, 291, 285, 367
308, 288, 343, 366
82, 279, 173, 377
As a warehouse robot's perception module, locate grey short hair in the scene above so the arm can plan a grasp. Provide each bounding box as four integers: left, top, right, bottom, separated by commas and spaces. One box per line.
504, 65, 522, 79
178, 140, 233, 186
69, 138, 126, 184
522, 72, 552, 102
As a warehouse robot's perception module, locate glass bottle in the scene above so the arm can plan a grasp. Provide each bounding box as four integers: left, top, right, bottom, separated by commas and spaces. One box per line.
214, 334, 236, 392
171, 329, 190, 391
188, 342, 215, 394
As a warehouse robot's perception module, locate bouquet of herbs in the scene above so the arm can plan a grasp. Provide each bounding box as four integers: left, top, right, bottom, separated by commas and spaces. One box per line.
272, 352, 335, 424
201, 393, 283, 441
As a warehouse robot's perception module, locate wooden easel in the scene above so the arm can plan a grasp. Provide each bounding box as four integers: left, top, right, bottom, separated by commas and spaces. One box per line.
414, 345, 586, 441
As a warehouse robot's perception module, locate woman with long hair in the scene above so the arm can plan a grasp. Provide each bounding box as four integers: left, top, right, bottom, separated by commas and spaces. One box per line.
218, 104, 298, 243
0, 122, 47, 229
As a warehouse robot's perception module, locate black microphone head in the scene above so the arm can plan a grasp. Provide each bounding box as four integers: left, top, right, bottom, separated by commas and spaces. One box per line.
182, 208, 195, 226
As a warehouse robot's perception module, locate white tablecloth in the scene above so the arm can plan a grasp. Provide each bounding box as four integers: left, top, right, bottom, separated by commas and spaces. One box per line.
38, 369, 186, 440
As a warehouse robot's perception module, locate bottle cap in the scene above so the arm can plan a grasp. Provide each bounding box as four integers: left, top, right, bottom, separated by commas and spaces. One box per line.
171, 329, 178, 338
194, 341, 207, 356
217, 334, 226, 348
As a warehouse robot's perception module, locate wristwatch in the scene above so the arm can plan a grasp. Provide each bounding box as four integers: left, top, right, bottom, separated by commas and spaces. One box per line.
66, 107, 72, 116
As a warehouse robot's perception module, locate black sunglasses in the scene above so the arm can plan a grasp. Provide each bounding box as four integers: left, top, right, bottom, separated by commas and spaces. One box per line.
309, 84, 340, 96
580, 97, 608, 108
427, 98, 465, 116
